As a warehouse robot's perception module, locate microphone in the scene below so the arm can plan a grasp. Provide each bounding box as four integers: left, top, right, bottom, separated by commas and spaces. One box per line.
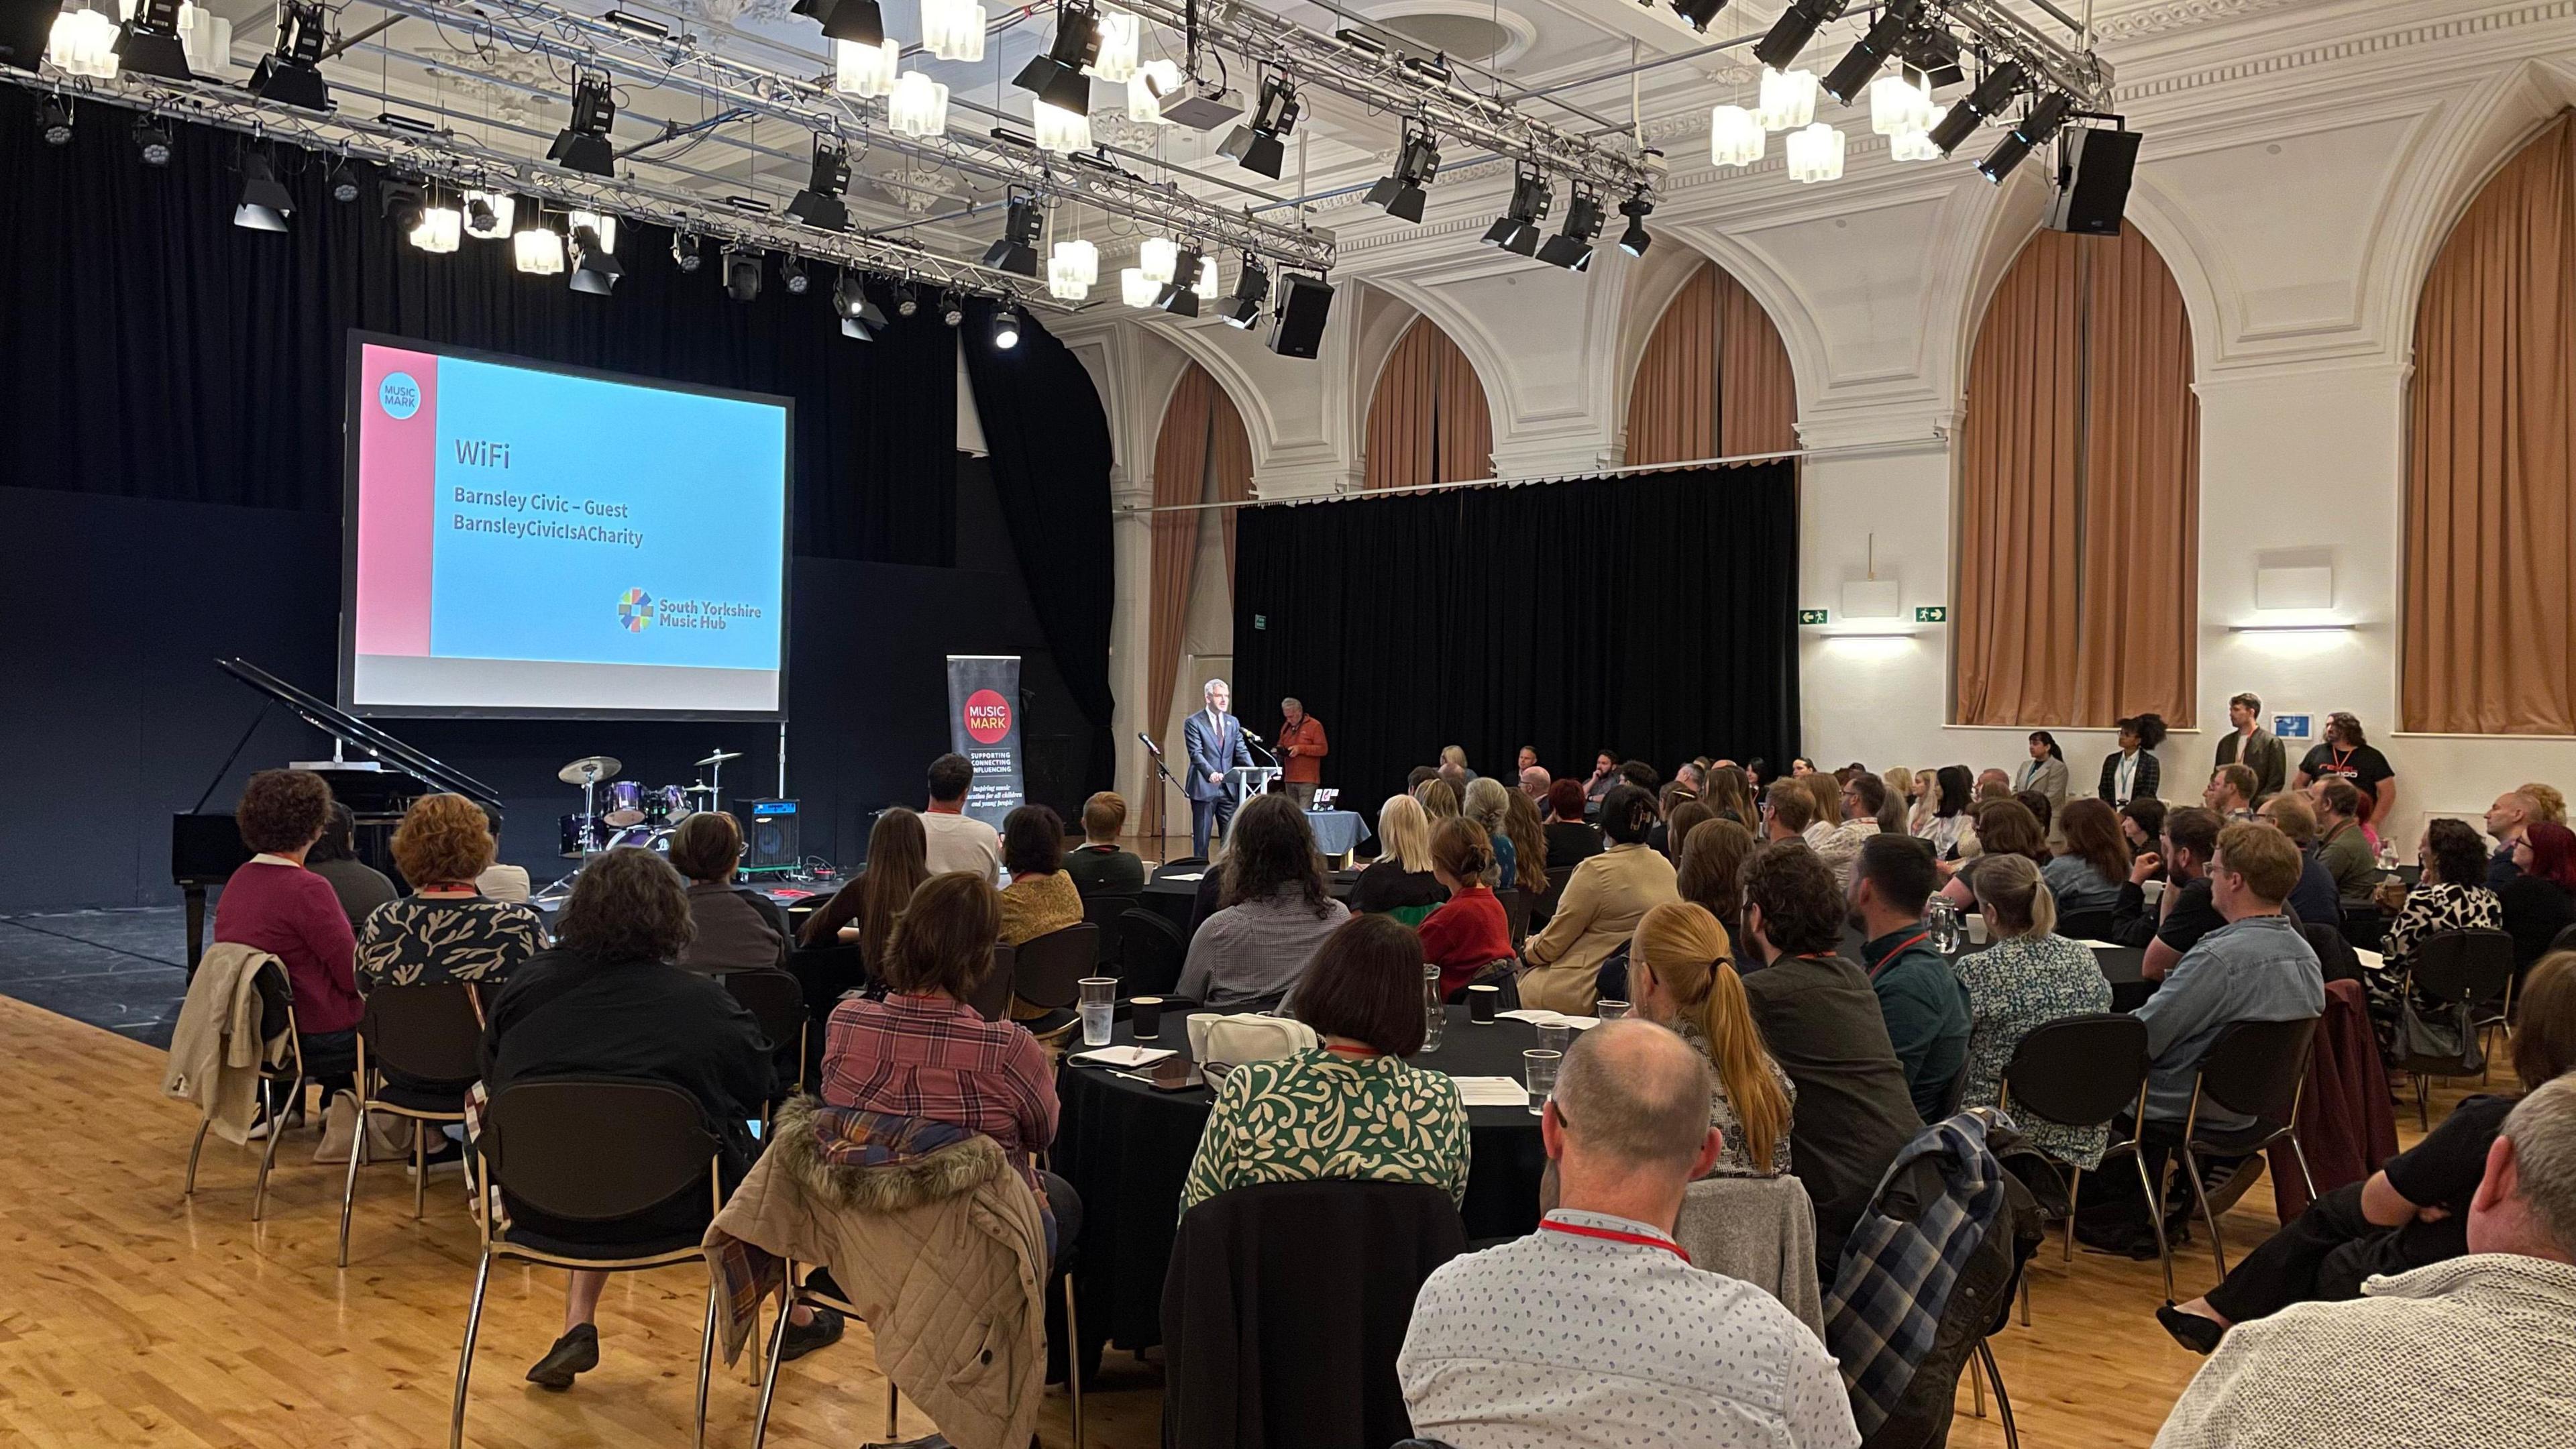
1137, 732, 1165, 757
1240, 725, 1267, 744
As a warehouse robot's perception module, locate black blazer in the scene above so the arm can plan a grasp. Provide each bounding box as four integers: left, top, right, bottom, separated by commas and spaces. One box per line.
2097, 749, 2161, 804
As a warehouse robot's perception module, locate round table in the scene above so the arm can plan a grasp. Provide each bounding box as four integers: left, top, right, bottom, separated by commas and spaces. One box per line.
1137, 867, 1363, 935
1053, 1004, 1549, 1355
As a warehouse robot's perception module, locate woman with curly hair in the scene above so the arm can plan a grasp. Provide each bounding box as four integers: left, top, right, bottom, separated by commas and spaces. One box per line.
357, 794, 546, 996
213, 768, 365, 1124
2097, 712, 2167, 806
2368, 817, 2506, 1053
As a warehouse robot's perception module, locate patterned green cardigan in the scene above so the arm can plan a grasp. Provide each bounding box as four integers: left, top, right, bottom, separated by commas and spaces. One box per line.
1180, 1047, 1472, 1215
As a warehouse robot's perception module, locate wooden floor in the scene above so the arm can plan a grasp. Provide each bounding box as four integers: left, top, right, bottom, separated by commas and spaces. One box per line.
0, 988, 2464, 1448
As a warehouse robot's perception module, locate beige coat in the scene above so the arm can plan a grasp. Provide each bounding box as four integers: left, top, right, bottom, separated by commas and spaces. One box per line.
1519, 842, 1678, 1013
162, 943, 288, 1144
703, 1099, 1048, 1449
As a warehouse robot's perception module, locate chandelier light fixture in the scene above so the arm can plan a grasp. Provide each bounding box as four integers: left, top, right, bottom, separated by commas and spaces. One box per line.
1709, 104, 1764, 166
834, 38, 898, 97
1119, 266, 1156, 307
1086, 9, 1139, 83
919, 0, 986, 62
1138, 235, 1178, 284
1752, 68, 1817, 132
887, 72, 949, 137
1033, 100, 1092, 154
1870, 72, 1936, 136
1785, 122, 1845, 183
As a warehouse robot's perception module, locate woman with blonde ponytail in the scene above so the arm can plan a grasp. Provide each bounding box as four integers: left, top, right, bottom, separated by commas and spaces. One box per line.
1629, 901, 1795, 1177
1955, 852, 2113, 1169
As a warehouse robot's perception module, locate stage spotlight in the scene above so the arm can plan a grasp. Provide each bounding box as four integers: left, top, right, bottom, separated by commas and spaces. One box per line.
1537, 185, 1603, 270
1481, 166, 1552, 258
786, 134, 852, 231
1218, 254, 1270, 329
113, 0, 194, 81
37, 95, 72, 146
990, 303, 1022, 350
1617, 189, 1654, 257
1154, 242, 1204, 316
792, 0, 883, 46
780, 255, 811, 294
1012, 0, 1100, 115
894, 280, 920, 317
1977, 91, 2071, 184
1669, 0, 1727, 34
1754, 0, 1843, 73
233, 148, 294, 232
381, 178, 425, 233
1822, 0, 1919, 104
548, 68, 618, 177
1927, 58, 2024, 154
569, 221, 622, 294
132, 115, 174, 167
834, 272, 888, 339
722, 243, 763, 302
252, 1, 332, 111
670, 232, 703, 272
325, 159, 361, 203
1364, 120, 1440, 224
1902, 25, 1963, 89
940, 290, 966, 327
1218, 74, 1300, 179
462, 190, 513, 239
981, 189, 1043, 277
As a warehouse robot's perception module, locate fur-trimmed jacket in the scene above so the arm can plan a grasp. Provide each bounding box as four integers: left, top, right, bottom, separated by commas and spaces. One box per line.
702, 1097, 1049, 1449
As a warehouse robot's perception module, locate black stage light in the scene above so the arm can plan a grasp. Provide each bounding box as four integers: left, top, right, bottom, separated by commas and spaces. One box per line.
893, 280, 920, 317
1617, 190, 1654, 258
114, 0, 195, 81
233, 148, 294, 232
1754, 0, 1843, 73
1364, 121, 1440, 224
990, 303, 1022, 350
464, 193, 502, 235
548, 68, 619, 177
792, 0, 883, 46
1218, 75, 1300, 179
1155, 243, 1204, 317
37, 95, 73, 146
1903, 25, 1964, 90
1536, 186, 1603, 270
671, 231, 704, 272
835, 272, 888, 339
1823, 0, 1920, 104
981, 189, 1043, 277
1481, 166, 1552, 258
569, 223, 623, 295
786, 134, 852, 231
1978, 91, 2072, 184
327, 159, 362, 203
723, 243, 763, 302
133, 115, 174, 167
1218, 254, 1270, 329
940, 290, 966, 327
781, 255, 811, 294
1669, 0, 1728, 35
253, 1, 333, 111
2, 0, 56, 74
1928, 58, 2025, 155
1012, 0, 1100, 115
381, 178, 425, 231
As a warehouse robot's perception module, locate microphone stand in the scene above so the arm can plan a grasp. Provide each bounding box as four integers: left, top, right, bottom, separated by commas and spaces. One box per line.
1138, 732, 1191, 849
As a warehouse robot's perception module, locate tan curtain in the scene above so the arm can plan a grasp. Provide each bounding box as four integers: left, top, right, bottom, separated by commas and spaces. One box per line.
1717, 267, 1799, 457
1148, 366, 1216, 779
1365, 317, 1492, 488
1211, 385, 1253, 590
1625, 262, 1797, 464
2404, 113, 2576, 734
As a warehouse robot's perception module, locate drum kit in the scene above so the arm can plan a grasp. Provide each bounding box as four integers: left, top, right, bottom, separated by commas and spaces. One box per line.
555, 749, 744, 857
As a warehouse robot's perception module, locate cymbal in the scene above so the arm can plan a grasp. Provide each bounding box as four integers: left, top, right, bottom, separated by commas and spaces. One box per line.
558, 755, 623, 785
694, 750, 744, 767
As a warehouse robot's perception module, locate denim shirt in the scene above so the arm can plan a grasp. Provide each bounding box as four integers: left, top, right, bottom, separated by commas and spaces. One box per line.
2133, 913, 2324, 1130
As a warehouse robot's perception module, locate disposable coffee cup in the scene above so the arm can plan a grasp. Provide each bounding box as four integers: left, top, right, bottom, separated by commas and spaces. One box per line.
1466, 984, 1500, 1023
1131, 996, 1165, 1038
2143, 879, 2166, 906
1966, 917, 1990, 947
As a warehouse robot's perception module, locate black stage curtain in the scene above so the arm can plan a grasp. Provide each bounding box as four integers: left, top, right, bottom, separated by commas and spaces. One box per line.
1233, 464, 1801, 807
960, 298, 1118, 799
0, 105, 957, 564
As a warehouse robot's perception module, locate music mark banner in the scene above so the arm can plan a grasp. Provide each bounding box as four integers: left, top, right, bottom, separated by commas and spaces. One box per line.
946, 655, 1025, 830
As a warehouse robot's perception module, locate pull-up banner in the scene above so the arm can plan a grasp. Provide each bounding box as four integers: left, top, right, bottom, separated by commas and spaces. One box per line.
946, 655, 1025, 829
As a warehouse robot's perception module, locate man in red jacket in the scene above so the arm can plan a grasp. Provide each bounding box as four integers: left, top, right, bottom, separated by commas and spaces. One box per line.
1277, 696, 1330, 809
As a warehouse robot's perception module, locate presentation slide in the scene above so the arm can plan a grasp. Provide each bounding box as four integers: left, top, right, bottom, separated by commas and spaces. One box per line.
341, 336, 791, 718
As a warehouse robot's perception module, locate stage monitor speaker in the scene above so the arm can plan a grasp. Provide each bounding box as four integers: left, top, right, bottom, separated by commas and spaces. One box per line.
737, 799, 800, 870
1267, 274, 1336, 359
2045, 126, 2141, 237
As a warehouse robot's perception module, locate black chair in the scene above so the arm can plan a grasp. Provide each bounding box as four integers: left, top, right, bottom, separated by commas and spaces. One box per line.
2404, 928, 2518, 1125
339, 981, 484, 1267
1153, 856, 1208, 881
1497, 888, 1533, 950
1115, 908, 1187, 999
1998, 1014, 2155, 1305
1014, 923, 1102, 1036
2143, 1016, 2320, 1287
2296, 920, 2363, 984
1081, 892, 1140, 971
1442, 958, 1521, 1010
454, 1079, 724, 1449
1529, 864, 1575, 932
182, 957, 303, 1221
968, 942, 1018, 1023
724, 967, 811, 1106
2058, 907, 2116, 941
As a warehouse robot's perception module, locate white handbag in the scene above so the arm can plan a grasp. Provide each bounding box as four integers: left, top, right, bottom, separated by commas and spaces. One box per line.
1187, 1012, 1318, 1067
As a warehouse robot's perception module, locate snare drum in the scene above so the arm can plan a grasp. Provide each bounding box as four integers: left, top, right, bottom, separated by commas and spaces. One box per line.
643, 784, 690, 824
602, 780, 646, 826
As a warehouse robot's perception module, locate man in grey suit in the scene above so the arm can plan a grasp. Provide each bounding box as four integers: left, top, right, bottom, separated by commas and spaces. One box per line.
1183, 678, 1253, 857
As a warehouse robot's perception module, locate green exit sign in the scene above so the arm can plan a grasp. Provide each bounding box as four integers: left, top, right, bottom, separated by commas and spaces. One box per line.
1915, 605, 1948, 623
1252, 614, 1267, 631
1798, 608, 1829, 626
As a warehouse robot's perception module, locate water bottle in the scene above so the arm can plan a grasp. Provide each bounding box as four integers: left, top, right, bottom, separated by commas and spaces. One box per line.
1926, 895, 1963, 955
1421, 966, 1444, 1053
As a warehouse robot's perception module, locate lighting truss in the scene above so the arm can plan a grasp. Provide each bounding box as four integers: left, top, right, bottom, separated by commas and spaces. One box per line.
1934, 0, 2113, 109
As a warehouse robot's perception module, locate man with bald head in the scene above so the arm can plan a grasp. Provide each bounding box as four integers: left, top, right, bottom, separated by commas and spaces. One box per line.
1399, 1020, 1859, 1449
1976, 767, 2013, 803
1519, 765, 1551, 807
2485, 789, 2542, 888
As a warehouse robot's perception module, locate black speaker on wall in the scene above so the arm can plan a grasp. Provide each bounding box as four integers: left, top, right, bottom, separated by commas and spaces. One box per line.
737, 799, 801, 870
1267, 273, 1336, 359
2045, 126, 2143, 236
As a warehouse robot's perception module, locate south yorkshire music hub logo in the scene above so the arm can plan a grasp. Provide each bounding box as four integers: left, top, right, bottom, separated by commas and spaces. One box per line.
617, 588, 654, 632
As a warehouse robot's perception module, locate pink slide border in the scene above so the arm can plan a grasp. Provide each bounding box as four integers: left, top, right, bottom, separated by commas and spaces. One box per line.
352, 345, 440, 657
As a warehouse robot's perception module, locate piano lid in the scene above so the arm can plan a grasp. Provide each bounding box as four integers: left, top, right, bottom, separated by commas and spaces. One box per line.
218, 657, 504, 810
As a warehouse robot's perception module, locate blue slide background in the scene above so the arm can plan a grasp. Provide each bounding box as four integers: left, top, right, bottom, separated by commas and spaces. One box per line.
425, 358, 788, 669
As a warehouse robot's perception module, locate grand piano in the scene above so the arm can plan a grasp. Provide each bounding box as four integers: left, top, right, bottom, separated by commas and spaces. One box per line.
171, 658, 505, 967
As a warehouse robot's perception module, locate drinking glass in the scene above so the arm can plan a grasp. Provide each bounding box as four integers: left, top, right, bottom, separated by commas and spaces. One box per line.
1523, 1049, 1562, 1116
1421, 966, 1444, 1053
1079, 976, 1117, 1048
1594, 1000, 1631, 1020
1536, 1022, 1572, 1055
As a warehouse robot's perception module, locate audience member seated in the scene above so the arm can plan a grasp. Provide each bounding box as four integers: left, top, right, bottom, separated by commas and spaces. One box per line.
1502, 786, 1552, 898
2121, 798, 2170, 863
2098, 712, 2167, 806
1543, 779, 1603, 869
666, 810, 790, 975
1062, 791, 1146, 897
994, 804, 1082, 947
2157, 953, 2576, 1354
2044, 797, 2131, 928
2150, 1075, 2576, 1449
2484, 789, 2541, 888
919, 751, 1002, 882
1677, 818, 1757, 946
306, 802, 398, 929
1850, 834, 1972, 1121
2135, 823, 2326, 1136
1619, 759, 1662, 796
1937, 800, 2048, 910
1352, 794, 1448, 925
1583, 751, 1620, 807
1629, 901, 1792, 1177
819, 869, 1071, 1263
2113, 807, 2230, 977
1701, 765, 1755, 830
2015, 788, 2055, 841
1420, 819, 1513, 999
1176, 794, 1350, 1011
356, 793, 545, 995
1954, 853, 2114, 1170
1921, 765, 1977, 859
1181, 914, 1469, 1213
214, 769, 364, 1124
1463, 776, 1517, 889
1398, 1019, 1860, 1449
1519, 765, 1550, 805
1763, 776, 1819, 849
2204, 764, 2259, 823
480, 848, 791, 1389
1440, 744, 1479, 786
2502, 822, 2576, 971
2368, 816, 2507, 1053
798, 808, 928, 966
2257, 792, 2343, 929
1810, 773, 1884, 892
2311, 777, 2381, 905
1415, 775, 1462, 823
1523, 785, 1678, 1014
1407, 765, 1441, 795
1738, 841, 1922, 1279
474, 806, 533, 904
1657, 800, 1715, 864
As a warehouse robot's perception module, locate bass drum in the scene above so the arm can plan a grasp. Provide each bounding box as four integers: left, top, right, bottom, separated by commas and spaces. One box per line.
604, 823, 672, 853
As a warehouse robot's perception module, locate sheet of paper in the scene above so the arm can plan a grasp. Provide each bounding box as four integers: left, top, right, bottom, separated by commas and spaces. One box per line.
1494, 1009, 1600, 1030
1160, 872, 1205, 883
1072, 1045, 1177, 1069
1449, 1076, 1532, 1108
2073, 939, 2125, 951
2354, 949, 2384, 972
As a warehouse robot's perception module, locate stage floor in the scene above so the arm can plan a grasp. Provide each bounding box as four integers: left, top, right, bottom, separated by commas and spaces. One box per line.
0, 906, 190, 1048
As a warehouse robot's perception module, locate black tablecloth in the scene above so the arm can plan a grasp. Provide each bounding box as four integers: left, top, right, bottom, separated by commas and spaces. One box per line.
1137, 867, 1363, 934
1054, 1005, 1546, 1354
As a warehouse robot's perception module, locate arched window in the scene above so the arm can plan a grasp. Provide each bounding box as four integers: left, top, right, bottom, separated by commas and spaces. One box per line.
2404, 113, 2576, 734
1148, 362, 1252, 759
1364, 316, 1493, 489
1954, 227, 2200, 727
1625, 260, 1797, 464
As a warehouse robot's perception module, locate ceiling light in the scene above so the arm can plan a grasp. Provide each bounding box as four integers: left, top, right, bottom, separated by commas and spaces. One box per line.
549, 68, 617, 176
252, 1, 329, 110
381, 178, 425, 232
1086, 9, 1138, 83
1978, 91, 2071, 183
1823, 0, 1920, 105
513, 207, 564, 274
1365, 121, 1440, 224
920, 0, 985, 62
1195, 254, 1218, 299
1012, 0, 1101, 114
45, 9, 120, 79
940, 291, 965, 327
1219, 74, 1300, 179
1617, 191, 1653, 257
1669, 0, 1729, 34
462, 189, 514, 239
410, 195, 462, 254
1138, 235, 1178, 284
131, 115, 173, 166
983, 189, 1044, 276
990, 303, 1023, 350
893, 279, 920, 316
326, 159, 360, 202
1928, 58, 2024, 154
113, 0, 193, 81
36, 94, 72, 144
786, 134, 851, 231
1482, 166, 1552, 257
833, 38, 898, 98
779, 255, 810, 295
1034, 100, 1092, 154
670, 231, 703, 272
1786, 122, 1846, 182
1710, 105, 1764, 166
1219, 254, 1270, 328
1155, 243, 1204, 315
722, 244, 763, 302
1753, 68, 1818, 131
792, 0, 883, 46
232, 147, 292, 231
1053, 238, 1098, 286
888, 72, 949, 137
1754, 0, 1842, 73
835, 273, 888, 339
1902, 25, 1964, 89
1890, 127, 1941, 161
1870, 70, 1937, 136
1119, 267, 1155, 307
1537, 186, 1603, 270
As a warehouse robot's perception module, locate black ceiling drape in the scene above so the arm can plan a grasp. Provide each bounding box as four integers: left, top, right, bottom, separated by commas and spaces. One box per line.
959, 297, 1118, 799
0, 104, 957, 564
1233, 464, 1801, 805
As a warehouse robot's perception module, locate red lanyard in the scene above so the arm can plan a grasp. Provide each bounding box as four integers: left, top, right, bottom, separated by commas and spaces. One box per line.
1322, 1043, 1381, 1059
1540, 1219, 1693, 1264
1868, 931, 1931, 979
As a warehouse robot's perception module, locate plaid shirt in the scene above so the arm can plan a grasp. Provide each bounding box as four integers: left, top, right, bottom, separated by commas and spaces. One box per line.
821, 991, 1058, 1193
1823, 1112, 2006, 1438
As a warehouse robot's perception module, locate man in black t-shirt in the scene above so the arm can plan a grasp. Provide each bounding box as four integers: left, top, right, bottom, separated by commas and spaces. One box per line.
2292, 710, 2398, 829
2110, 806, 2230, 977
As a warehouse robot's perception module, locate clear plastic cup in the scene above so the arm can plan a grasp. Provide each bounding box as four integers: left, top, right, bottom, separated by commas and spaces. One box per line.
1536, 1022, 1572, 1055
1079, 977, 1117, 1047
1595, 1000, 1631, 1020
1523, 1049, 1562, 1116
